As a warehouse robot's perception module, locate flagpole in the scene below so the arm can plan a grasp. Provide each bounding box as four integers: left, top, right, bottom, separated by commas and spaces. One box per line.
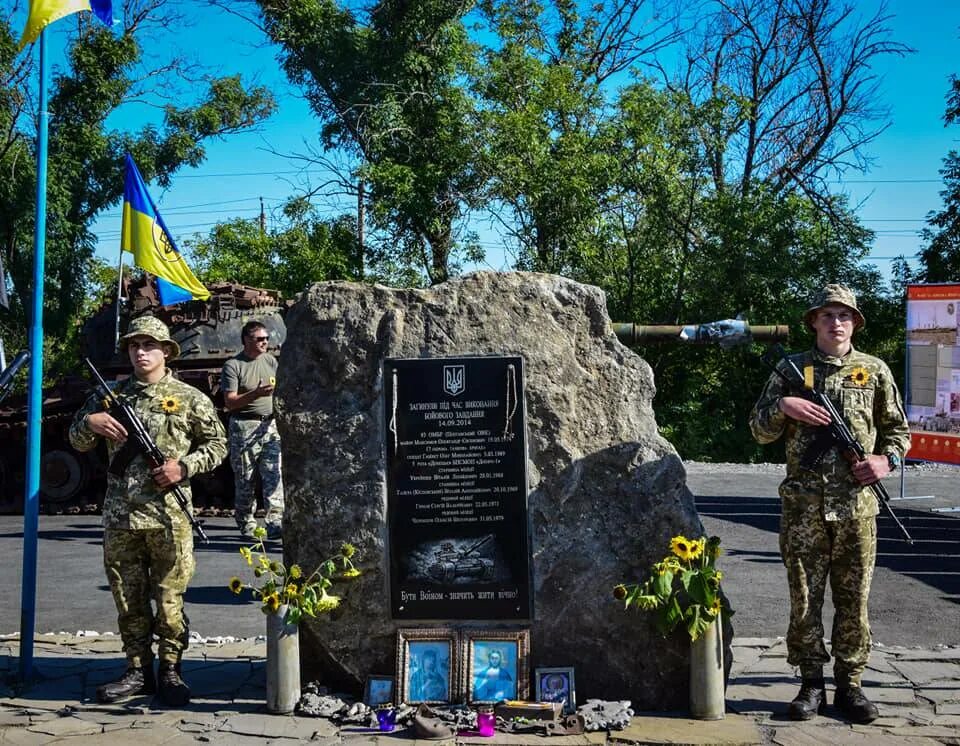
20, 26, 50, 683
114, 248, 124, 351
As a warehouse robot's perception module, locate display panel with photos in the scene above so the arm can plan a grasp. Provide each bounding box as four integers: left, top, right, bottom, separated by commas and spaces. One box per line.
534, 666, 576, 713
396, 628, 459, 704
460, 629, 530, 705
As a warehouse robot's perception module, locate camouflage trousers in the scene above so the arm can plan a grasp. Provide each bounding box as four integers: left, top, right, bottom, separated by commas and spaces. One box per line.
229, 418, 284, 530
103, 524, 194, 667
779, 493, 877, 687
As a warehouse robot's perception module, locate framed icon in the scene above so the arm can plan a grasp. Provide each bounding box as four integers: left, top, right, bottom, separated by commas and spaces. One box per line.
364, 675, 394, 707
461, 628, 530, 705
396, 627, 458, 704
534, 666, 576, 713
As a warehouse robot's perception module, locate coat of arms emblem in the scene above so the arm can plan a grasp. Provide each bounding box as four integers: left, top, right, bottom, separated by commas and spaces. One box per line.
443, 365, 466, 396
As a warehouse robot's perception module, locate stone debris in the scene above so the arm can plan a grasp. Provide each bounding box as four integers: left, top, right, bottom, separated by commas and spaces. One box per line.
579, 699, 634, 731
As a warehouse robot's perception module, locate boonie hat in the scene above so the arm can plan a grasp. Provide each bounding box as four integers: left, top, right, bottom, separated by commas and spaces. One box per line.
119, 315, 181, 359
803, 283, 865, 331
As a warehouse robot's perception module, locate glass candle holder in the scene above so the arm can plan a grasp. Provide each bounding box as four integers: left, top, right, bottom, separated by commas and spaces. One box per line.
376, 706, 396, 732
476, 709, 495, 737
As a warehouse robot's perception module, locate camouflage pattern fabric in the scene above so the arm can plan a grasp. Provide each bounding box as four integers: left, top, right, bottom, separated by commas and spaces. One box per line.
750, 345, 909, 685
69, 371, 227, 530
103, 524, 194, 666
229, 418, 284, 530
69, 370, 225, 668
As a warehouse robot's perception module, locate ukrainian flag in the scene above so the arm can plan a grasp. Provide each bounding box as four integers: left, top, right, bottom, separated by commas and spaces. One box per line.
19, 0, 113, 50
122, 154, 210, 305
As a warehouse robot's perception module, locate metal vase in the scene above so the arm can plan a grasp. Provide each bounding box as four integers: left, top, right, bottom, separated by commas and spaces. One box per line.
266, 604, 300, 714
689, 617, 725, 720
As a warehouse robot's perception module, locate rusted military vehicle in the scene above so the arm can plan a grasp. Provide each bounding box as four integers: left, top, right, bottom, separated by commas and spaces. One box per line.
0, 276, 287, 513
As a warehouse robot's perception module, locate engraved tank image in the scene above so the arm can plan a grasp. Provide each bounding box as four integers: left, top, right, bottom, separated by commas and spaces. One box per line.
428, 535, 496, 583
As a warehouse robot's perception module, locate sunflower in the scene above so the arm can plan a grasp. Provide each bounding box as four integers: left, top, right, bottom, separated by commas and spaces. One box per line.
228, 577, 244, 595
159, 396, 180, 413
239, 546, 253, 566
340, 542, 357, 559
709, 598, 722, 615
613, 584, 628, 600
849, 367, 870, 386
263, 593, 281, 614
670, 535, 697, 561
314, 593, 342, 613
340, 567, 361, 579
288, 564, 302, 579
689, 538, 705, 560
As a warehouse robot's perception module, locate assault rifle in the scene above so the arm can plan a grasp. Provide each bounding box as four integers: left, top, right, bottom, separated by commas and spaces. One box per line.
761, 344, 913, 544
0, 350, 29, 404
84, 357, 209, 544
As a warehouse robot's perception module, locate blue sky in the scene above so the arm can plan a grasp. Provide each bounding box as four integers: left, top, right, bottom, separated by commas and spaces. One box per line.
24, 2, 960, 282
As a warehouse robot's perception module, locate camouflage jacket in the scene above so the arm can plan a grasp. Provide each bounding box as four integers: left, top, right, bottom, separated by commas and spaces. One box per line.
750, 346, 910, 520
69, 371, 227, 530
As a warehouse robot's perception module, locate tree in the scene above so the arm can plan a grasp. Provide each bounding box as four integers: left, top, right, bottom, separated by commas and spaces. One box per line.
255, 0, 483, 284
187, 198, 370, 297
918, 74, 960, 282
0, 1, 275, 356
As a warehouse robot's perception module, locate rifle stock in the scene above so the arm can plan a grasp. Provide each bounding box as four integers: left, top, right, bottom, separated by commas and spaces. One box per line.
762, 344, 913, 544
83, 358, 209, 544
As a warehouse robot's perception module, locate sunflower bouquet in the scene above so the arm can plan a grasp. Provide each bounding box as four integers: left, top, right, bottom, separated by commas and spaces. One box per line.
613, 534, 732, 641
229, 527, 361, 625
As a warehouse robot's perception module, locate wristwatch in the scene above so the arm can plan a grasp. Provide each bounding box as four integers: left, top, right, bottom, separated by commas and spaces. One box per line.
886, 453, 902, 472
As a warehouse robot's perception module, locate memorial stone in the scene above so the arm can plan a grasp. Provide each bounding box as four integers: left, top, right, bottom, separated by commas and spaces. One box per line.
276, 272, 730, 709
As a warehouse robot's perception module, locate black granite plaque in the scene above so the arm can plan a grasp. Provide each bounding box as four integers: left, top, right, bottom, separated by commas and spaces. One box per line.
385, 355, 531, 620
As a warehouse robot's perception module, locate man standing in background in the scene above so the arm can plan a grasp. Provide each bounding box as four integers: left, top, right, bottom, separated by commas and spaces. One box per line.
221, 320, 284, 540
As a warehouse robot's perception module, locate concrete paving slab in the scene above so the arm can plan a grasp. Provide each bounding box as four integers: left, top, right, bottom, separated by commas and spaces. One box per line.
859, 669, 907, 685
889, 660, 960, 684
917, 686, 960, 704
930, 713, 960, 725
24, 715, 103, 737
936, 702, 960, 714
0, 727, 60, 745
608, 713, 761, 744
887, 725, 960, 738
892, 647, 960, 661
862, 686, 916, 704
219, 711, 323, 739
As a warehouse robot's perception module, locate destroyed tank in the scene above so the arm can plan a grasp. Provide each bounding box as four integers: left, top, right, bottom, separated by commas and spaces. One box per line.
0, 276, 287, 514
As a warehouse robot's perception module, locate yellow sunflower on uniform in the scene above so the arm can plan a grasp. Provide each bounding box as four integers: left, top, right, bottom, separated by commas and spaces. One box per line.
849, 367, 870, 386
160, 395, 180, 413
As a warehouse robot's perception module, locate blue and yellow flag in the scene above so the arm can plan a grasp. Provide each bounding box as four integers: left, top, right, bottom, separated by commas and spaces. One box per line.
122, 154, 210, 306
18, 0, 113, 50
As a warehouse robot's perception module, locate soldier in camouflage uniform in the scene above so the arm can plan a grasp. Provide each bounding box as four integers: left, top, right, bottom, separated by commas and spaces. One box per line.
221, 320, 284, 540
69, 316, 227, 706
750, 284, 909, 724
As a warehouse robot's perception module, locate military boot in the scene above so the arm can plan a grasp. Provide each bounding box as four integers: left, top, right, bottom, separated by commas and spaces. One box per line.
788, 678, 826, 720
158, 662, 191, 706
96, 663, 156, 703
835, 686, 878, 724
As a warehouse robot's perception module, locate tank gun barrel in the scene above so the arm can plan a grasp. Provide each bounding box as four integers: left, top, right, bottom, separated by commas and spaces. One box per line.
0, 350, 30, 405
613, 320, 789, 348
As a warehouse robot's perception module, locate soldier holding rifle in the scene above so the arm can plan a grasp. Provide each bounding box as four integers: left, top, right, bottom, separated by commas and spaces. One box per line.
750, 284, 909, 724
69, 316, 226, 706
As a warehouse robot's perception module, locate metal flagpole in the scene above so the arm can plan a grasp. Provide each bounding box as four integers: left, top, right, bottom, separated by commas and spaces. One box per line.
20, 27, 50, 683
114, 248, 125, 350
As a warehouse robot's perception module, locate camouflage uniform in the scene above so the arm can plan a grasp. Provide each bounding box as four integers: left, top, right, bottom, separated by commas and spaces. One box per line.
221, 352, 284, 533
69, 319, 226, 669
751, 344, 909, 686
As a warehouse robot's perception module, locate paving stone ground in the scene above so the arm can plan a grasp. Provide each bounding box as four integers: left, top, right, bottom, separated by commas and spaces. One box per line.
0, 634, 958, 744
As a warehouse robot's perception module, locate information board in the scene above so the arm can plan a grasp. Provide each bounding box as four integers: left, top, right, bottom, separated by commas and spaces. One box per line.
906, 283, 960, 464
385, 356, 531, 620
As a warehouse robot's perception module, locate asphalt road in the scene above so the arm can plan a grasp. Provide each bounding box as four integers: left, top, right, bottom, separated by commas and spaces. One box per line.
3, 464, 958, 644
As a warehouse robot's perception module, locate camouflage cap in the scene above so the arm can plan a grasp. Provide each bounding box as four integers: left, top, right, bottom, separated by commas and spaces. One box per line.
119, 315, 181, 359
803, 283, 865, 331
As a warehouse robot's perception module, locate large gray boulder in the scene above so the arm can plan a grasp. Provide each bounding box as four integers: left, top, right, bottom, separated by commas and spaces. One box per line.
275, 271, 729, 710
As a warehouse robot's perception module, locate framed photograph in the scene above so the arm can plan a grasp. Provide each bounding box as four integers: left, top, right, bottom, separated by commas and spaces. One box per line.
535, 667, 576, 713
364, 675, 394, 707
461, 628, 530, 705
396, 627, 458, 704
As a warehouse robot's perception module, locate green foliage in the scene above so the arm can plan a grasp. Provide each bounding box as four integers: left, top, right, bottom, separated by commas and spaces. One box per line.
919, 75, 960, 282
615, 534, 731, 642
0, 11, 275, 378
258, 0, 483, 284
